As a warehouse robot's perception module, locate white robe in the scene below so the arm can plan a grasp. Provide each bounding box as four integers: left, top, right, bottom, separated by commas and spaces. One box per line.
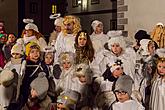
16, 36, 47, 52
56, 66, 75, 92
54, 32, 75, 63
112, 100, 144, 110
90, 32, 109, 55
90, 49, 135, 80
150, 77, 165, 110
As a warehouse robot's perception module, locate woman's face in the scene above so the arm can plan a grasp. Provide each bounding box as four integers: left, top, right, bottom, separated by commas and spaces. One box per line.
55, 26, 62, 33
111, 43, 122, 56
157, 61, 165, 76
8, 34, 16, 43
24, 29, 33, 37
78, 32, 87, 47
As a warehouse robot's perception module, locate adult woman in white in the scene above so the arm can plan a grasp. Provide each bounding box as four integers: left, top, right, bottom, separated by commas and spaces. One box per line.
16, 19, 47, 54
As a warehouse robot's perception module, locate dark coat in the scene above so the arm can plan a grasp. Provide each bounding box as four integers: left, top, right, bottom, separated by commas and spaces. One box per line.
14, 59, 49, 110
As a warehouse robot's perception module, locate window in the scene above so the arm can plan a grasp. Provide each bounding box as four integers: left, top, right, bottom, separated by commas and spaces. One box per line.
30, 2, 38, 14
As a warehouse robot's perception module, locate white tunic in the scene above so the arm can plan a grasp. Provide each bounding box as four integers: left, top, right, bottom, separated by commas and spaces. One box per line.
150, 77, 165, 110
112, 100, 144, 110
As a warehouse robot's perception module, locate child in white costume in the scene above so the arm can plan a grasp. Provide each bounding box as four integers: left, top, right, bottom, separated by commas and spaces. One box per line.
0, 69, 16, 110
56, 52, 76, 94
149, 48, 165, 110
42, 46, 57, 102
4, 44, 26, 103
134, 39, 157, 104
90, 20, 109, 55
109, 75, 144, 110
71, 63, 93, 109
95, 59, 124, 109
4, 43, 25, 75
90, 32, 135, 80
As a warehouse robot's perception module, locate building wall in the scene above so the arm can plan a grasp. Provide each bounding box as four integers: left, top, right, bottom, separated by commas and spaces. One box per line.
67, 0, 116, 34
0, 0, 18, 34
124, 0, 165, 39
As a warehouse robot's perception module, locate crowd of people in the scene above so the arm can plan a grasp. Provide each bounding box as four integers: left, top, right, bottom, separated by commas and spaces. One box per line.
0, 14, 165, 110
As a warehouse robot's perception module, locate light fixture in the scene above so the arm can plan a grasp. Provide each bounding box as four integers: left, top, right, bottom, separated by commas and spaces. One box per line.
78, 0, 81, 5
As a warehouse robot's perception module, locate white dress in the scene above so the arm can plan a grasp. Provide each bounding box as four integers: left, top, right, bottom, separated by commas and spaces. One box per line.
150, 77, 165, 110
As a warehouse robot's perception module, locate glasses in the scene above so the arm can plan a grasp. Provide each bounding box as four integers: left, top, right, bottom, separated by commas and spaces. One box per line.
115, 90, 127, 95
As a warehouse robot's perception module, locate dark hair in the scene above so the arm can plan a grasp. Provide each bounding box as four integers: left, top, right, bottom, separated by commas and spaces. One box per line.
75, 30, 95, 63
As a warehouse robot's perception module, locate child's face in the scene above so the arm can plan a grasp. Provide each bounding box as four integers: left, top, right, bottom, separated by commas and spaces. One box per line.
78, 33, 87, 47
78, 75, 86, 83
57, 103, 66, 110
62, 61, 72, 70
157, 61, 165, 76
95, 24, 103, 34
111, 43, 122, 56
8, 34, 16, 43
31, 88, 38, 98
148, 42, 155, 55
44, 53, 53, 65
115, 91, 130, 103
29, 48, 40, 62
12, 53, 22, 59
112, 67, 123, 78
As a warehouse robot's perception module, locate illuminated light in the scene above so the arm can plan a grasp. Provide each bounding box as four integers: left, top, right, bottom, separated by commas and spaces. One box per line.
64, 96, 68, 100
52, 5, 57, 14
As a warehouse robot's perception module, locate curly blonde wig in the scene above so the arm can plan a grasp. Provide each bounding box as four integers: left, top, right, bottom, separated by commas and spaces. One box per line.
62, 15, 81, 36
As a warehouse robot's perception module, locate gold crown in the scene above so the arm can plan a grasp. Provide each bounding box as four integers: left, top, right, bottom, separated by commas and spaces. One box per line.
79, 32, 87, 38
